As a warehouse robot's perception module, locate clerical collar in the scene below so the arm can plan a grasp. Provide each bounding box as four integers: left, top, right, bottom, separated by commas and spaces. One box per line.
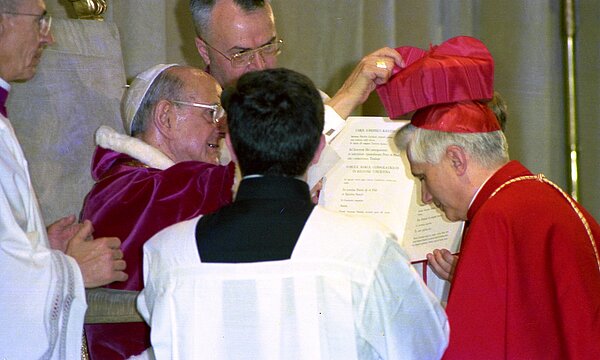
468, 171, 495, 210
0, 77, 10, 118
242, 174, 306, 182
242, 174, 264, 180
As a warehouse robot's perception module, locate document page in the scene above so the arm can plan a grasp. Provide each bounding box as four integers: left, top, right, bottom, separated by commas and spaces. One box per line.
319, 116, 462, 261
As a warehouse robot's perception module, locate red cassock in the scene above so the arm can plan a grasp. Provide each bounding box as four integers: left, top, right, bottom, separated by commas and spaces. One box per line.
443, 161, 600, 359
80, 146, 235, 359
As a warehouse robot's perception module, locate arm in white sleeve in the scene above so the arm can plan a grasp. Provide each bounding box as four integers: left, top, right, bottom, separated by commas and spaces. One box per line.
357, 239, 450, 359
0, 134, 87, 359
136, 244, 153, 326
323, 105, 346, 143
319, 90, 346, 143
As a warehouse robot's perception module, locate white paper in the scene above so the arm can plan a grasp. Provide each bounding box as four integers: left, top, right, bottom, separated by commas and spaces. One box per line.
402, 185, 464, 261
319, 116, 463, 262
306, 143, 341, 190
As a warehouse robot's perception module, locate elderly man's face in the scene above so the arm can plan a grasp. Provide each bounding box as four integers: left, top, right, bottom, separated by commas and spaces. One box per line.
195, 0, 278, 87
0, 0, 53, 82
167, 68, 223, 165
408, 152, 469, 222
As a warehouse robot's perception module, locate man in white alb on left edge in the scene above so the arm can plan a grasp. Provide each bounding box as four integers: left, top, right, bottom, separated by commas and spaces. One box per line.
0, 0, 127, 358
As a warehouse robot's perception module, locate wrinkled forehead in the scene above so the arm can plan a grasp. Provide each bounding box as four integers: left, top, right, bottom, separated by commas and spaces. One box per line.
208, 2, 276, 48
17, 0, 45, 12
176, 68, 223, 102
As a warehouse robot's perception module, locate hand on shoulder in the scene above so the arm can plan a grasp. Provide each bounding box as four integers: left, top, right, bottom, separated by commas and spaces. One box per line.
65, 220, 128, 288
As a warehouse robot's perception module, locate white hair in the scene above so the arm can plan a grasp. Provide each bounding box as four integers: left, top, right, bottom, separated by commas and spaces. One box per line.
394, 124, 509, 168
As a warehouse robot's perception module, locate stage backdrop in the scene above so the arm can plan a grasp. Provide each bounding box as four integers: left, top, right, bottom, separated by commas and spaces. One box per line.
49, 0, 600, 220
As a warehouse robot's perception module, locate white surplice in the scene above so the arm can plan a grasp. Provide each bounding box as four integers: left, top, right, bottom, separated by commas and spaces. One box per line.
138, 206, 449, 359
0, 112, 87, 359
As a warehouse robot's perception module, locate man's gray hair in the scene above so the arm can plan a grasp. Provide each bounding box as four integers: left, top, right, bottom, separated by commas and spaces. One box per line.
130, 68, 185, 136
190, 0, 267, 38
394, 124, 509, 169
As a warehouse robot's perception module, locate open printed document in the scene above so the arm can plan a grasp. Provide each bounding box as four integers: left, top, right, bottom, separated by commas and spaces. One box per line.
318, 116, 463, 262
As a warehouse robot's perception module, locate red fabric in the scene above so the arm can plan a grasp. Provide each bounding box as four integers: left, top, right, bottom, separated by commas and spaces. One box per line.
443, 161, 600, 360
376, 36, 493, 119
81, 146, 235, 359
0, 86, 8, 117
411, 100, 500, 133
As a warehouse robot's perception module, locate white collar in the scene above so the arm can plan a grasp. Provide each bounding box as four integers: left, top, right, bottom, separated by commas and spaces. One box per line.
95, 126, 175, 170
0, 77, 10, 92
468, 171, 495, 210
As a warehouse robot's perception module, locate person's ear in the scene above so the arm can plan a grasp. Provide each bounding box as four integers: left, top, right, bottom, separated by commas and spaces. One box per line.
195, 37, 211, 66
225, 133, 238, 164
153, 100, 174, 138
310, 135, 327, 165
445, 145, 467, 176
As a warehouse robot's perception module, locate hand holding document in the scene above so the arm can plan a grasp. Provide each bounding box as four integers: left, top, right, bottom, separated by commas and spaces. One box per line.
318, 116, 463, 262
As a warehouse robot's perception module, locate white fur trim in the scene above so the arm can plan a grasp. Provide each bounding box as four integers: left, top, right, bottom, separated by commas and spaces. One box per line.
95, 126, 175, 170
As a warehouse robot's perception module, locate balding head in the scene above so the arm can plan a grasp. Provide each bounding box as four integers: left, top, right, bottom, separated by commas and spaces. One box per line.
190, 0, 268, 39
191, 0, 278, 87
135, 66, 224, 164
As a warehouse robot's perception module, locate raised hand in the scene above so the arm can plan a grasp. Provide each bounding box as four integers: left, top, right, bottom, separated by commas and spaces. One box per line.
326, 47, 405, 119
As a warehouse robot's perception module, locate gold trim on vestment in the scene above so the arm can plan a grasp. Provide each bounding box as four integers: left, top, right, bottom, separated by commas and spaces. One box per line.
123, 160, 150, 168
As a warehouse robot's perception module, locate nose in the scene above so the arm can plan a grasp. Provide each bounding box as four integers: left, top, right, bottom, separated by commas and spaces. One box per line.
217, 116, 228, 137
421, 185, 433, 204
248, 51, 267, 70
41, 30, 54, 46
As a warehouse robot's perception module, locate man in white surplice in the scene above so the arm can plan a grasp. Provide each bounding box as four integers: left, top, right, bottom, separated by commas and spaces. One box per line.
138, 68, 448, 359
0, 0, 127, 358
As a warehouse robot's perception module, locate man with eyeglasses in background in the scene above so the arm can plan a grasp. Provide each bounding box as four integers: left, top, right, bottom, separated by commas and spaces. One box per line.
190, 0, 404, 142
0, 0, 128, 358
80, 64, 237, 359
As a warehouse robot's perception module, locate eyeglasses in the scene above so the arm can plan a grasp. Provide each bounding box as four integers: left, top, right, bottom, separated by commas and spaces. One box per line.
203, 38, 284, 68
170, 100, 225, 126
3, 10, 52, 36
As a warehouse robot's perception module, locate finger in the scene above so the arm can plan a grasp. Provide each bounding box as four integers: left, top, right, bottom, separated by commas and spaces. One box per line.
428, 251, 453, 278
368, 47, 405, 67
113, 271, 129, 282
441, 250, 456, 263
112, 249, 124, 260
47, 215, 76, 233
83, 219, 94, 233
56, 214, 77, 227
438, 248, 451, 255
100, 236, 122, 249
433, 251, 453, 274
364, 59, 395, 84
427, 252, 447, 273
428, 260, 450, 279
70, 220, 94, 246
436, 249, 457, 267
113, 259, 127, 271
433, 248, 451, 257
